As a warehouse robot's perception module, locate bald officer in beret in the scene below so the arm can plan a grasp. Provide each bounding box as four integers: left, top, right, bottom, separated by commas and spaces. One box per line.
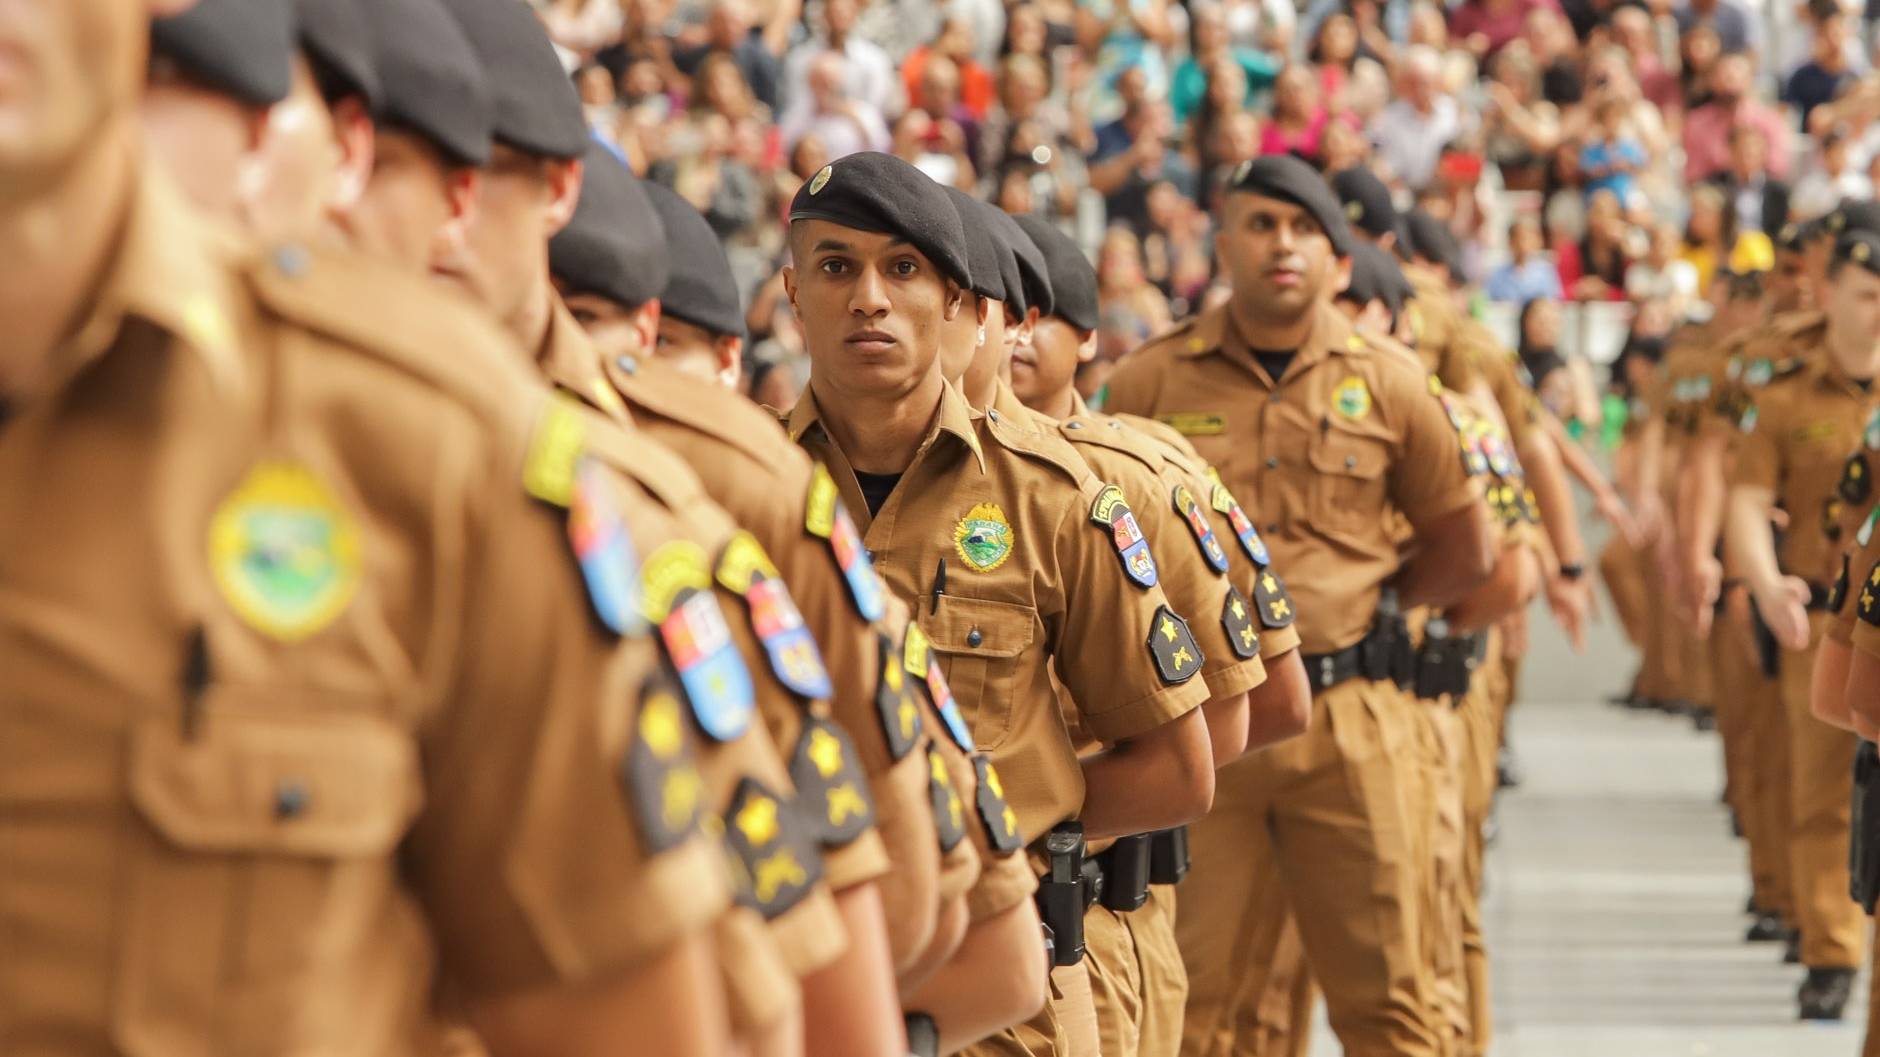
780, 150, 1219, 1057
1103, 155, 1495, 1057
0, 0, 739, 1051
1727, 228, 1880, 1021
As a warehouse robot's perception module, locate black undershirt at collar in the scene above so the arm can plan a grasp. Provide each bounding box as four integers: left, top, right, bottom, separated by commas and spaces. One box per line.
854, 470, 902, 516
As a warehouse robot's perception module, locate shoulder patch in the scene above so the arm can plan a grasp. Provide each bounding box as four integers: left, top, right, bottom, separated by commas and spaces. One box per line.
567, 460, 647, 636
918, 639, 975, 752
1222, 585, 1261, 659
927, 746, 967, 853
1158, 412, 1226, 436
875, 632, 923, 761
524, 394, 589, 507
805, 463, 887, 621
1147, 606, 1204, 684
1829, 552, 1851, 615
1209, 483, 1270, 566
789, 716, 875, 849
1843, 454, 1874, 506
1091, 484, 1159, 588
209, 461, 361, 642
723, 776, 823, 919
1860, 561, 1880, 628
641, 541, 756, 742
1171, 484, 1230, 573
1253, 569, 1296, 629
716, 532, 832, 702
972, 755, 1024, 854
621, 671, 707, 854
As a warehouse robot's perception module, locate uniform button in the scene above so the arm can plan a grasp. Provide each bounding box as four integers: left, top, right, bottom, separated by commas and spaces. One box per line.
967, 628, 984, 647
1266, 523, 1278, 533
615, 355, 639, 374
1265, 456, 1279, 469
274, 780, 311, 820
1066, 421, 1084, 430
988, 409, 1001, 421
1107, 421, 1122, 430
1345, 455, 1358, 468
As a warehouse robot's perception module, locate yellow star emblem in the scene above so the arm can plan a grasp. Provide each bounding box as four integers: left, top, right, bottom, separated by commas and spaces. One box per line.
640, 693, 684, 760
1230, 597, 1247, 620
984, 762, 1007, 799
1262, 573, 1279, 594
735, 794, 779, 846
807, 727, 845, 778
1160, 616, 1180, 642
662, 766, 703, 831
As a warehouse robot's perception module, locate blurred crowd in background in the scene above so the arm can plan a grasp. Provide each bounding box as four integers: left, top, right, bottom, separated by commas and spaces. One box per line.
531, 0, 1880, 432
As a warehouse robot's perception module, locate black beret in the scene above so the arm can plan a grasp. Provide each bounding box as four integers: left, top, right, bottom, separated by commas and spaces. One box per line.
788, 153, 973, 290
1775, 219, 1810, 252
364, 0, 493, 166
1226, 155, 1354, 256
1342, 241, 1413, 317
1402, 208, 1462, 278
984, 207, 1054, 319
1830, 199, 1880, 238
1329, 166, 1398, 242
942, 186, 1004, 303
1834, 229, 1880, 278
441, 0, 589, 160
550, 139, 671, 310
295, 0, 379, 108
644, 180, 746, 340
151, 0, 293, 107
1015, 214, 1099, 333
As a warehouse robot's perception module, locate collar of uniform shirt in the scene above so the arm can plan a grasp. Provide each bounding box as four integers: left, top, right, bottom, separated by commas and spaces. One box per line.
784, 376, 987, 474
1217, 301, 1354, 386
55, 166, 244, 401
540, 295, 634, 426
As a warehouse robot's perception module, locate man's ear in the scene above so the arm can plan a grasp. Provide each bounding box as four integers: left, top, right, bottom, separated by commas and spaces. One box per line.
716, 335, 745, 388
327, 96, 376, 218
782, 265, 802, 322
1332, 254, 1354, 295
975, 296, 991, 326
544, 157, 585, 235
942, 280, 966, 321
1077, 328, 1099, 363
431, 167, 483, 272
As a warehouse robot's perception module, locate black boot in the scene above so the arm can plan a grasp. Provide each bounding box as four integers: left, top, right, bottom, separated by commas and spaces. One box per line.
1797, 967, 1856, 1020
1783, 929, 1803, 964
1497, 746, 1523, 790
1692, 709, 1717, 732
1745, 913, 1786, 942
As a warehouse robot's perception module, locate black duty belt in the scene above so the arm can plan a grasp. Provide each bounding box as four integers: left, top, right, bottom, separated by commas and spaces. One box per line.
1806, 580, 1835, 612
1302, 610, 1414, 693
1414, 626, 1488, 702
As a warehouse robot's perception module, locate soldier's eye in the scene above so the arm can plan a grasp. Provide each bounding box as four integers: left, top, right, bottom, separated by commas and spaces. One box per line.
820, 259, 848, 275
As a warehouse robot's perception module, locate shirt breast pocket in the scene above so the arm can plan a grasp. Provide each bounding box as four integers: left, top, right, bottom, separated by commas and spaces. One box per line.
115, 691, 422, 1056
923, 595, 1036, 751
1309, 428, 1392, 539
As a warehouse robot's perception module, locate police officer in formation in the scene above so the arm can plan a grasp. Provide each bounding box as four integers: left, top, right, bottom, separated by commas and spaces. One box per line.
0, 1, 1792, 1056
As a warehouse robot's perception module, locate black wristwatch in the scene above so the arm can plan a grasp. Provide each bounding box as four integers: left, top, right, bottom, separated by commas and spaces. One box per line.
1558, 561, 1586, 582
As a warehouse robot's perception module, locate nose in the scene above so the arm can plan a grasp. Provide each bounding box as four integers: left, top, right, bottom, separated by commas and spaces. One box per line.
850, 263, 891, 317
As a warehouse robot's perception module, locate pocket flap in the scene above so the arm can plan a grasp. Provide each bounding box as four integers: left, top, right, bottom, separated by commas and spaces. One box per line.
1309, 431, 1390, 479
926, 596, 1036, 659
130, 695, 421, 859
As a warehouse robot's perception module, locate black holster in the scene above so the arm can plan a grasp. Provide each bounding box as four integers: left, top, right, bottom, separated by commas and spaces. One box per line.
1096, 834, 1152, 912
1038, 822, 1087, 966
1149, 826, 1190, 886
904, 1014, 939, 1057
1359, 590, 1414, 687
1415, 624, 1484, 702
1751, 606, 1781, 680
1855, 742, 1880, 913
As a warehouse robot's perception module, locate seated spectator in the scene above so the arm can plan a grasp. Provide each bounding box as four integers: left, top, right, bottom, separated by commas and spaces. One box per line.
1449, 0, 1561, 64
1319, 112, 1371, 172
1557, 188, 1635, 300
1002, 2, 1077, 58
1674, 0, 1761, 58
909, 54, 984, 168
1259, 65, 1340, 163
1370, 44, 1469, 191
1172, 1, 1282, 127
1625, 222, 1702, 318
780, 0, 902, 117
1678, 21, 1723, 107
1516, 296, 1573, 416
1483, 45, 1561, 192
1088, 98, 1197, 233
1487, 216, 1566, 303
778, 51, 889, 159
1523, 6, 1582, 106
1677, 183, 1773, 293
1607, 5, 1681, 113
1704, 124, 1788, 236
1096, 226, 1175, 363
1079, 0, 1179, 123
1192, 59, 1251, 180
1306, 13, 1367, 104
891, 108, 977, 189
1785, 0, 1861, 127
902, 15, 997, 121
1578, 97, 1646, 204
671, 0, 781, 112
1683, 52, 1792, 183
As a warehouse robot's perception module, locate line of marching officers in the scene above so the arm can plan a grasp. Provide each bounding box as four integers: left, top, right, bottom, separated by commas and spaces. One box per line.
0, 1, 1668, 1055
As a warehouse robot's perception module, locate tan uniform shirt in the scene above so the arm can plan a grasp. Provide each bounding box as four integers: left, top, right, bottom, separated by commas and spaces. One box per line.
0, 169, 728, 1052
599, 351, 1035, 922
1103, 303, 1479, 656
787, 381, 1211, 844
1730, 328, 1877, 589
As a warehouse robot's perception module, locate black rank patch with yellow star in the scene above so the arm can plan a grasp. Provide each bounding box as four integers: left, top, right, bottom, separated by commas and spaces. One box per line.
1861, 563, 1880, 627
875, 631, 923, 761
1843, 453, 1873, 506
789, 716, 876, 849
1826, 498, 1847, 543
927, 746, 967, 853
722, 777, 823, 919
621, 672, 707, 854
972, 755, 1024, 855
1222, 584, 1260, 659
1829, 552, 1851, 615
1147, 605, 1204, 684
1253, 569, 1296, 629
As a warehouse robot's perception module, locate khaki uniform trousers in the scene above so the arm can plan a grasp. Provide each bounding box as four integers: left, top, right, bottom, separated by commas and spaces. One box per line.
1176, 676, 1441, 1057
1783, 614, 1866, 968
1712, 622, 1791, 920
1083, 886, 1186, 1057
1863, 918, 1880, 1057
1455, 630, 1508, 1057
962, 961, 1099, 1057
1598, 534, 1650, 656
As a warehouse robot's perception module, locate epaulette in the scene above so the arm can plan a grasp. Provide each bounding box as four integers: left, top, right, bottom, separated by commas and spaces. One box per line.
1059, 413, 1168, 477
607, 354, 797, 474
984, 404, 1099, 491
247, 239, 537, 425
